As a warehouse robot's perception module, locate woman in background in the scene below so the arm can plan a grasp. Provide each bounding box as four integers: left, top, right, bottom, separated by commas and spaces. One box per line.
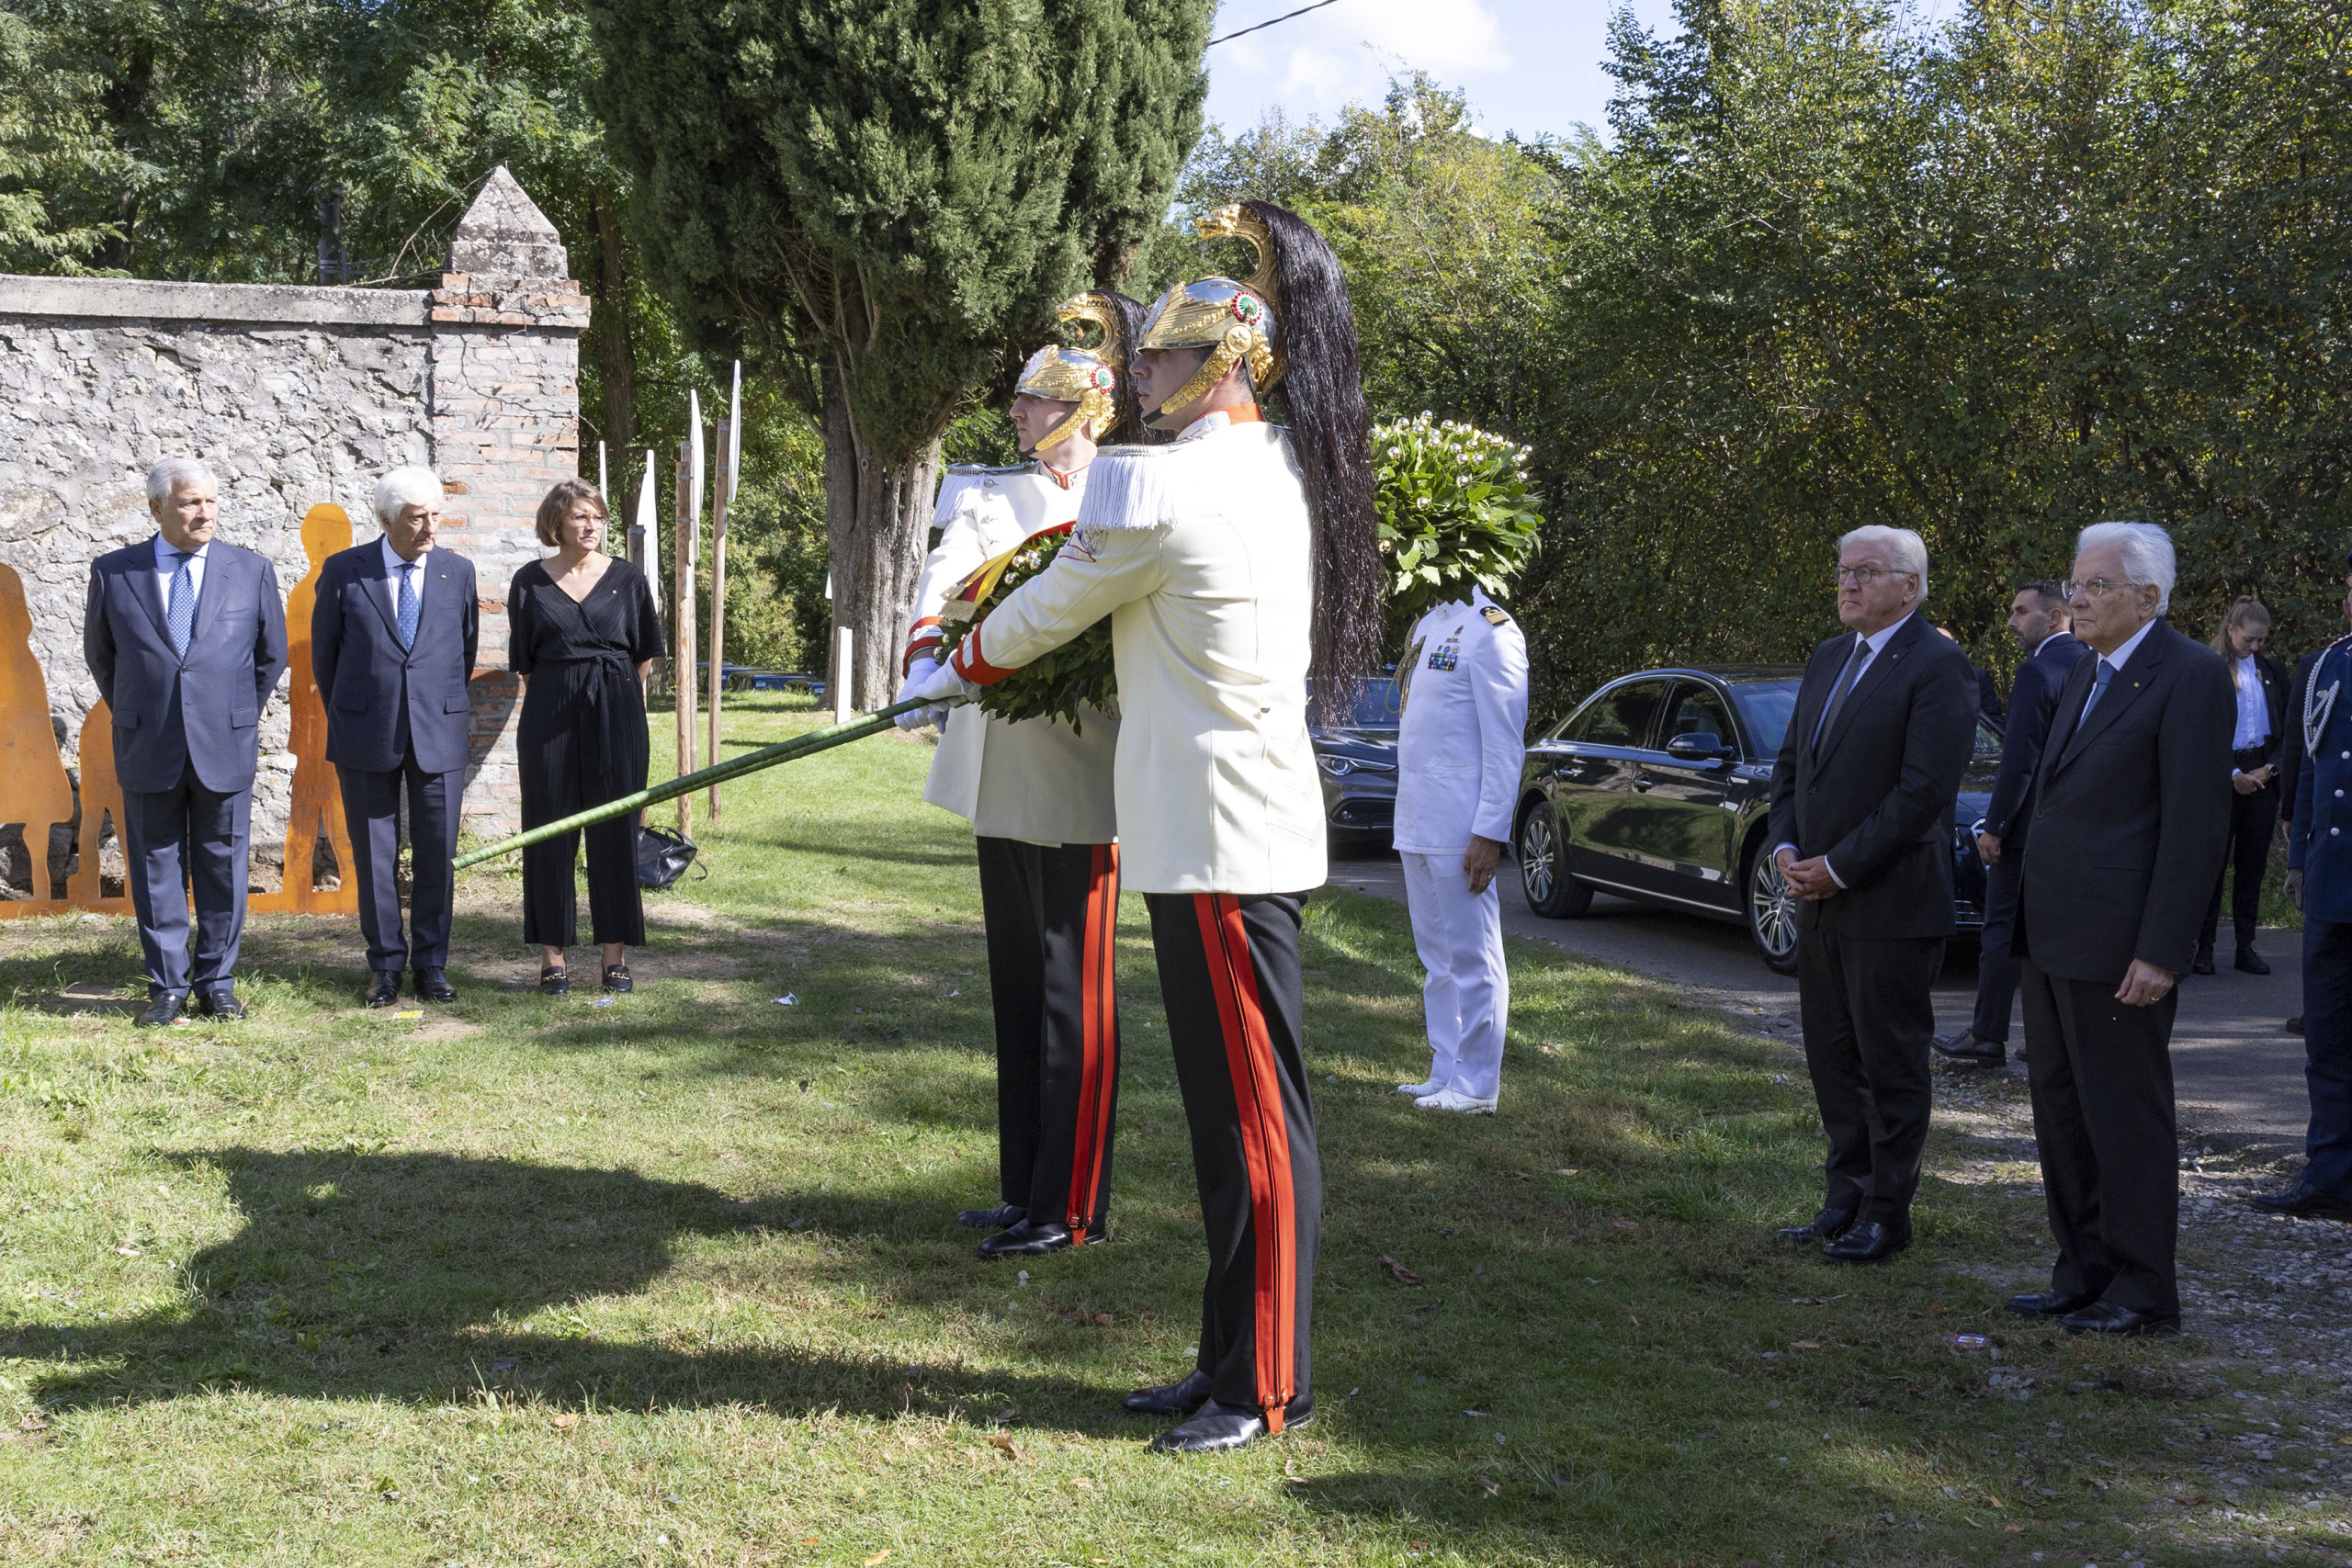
2199, 596, 2287, 976
508, 479, 663, 994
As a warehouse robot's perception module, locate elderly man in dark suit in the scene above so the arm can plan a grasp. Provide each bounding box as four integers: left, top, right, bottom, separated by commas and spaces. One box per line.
1935, 580, 2088, 1069
2007, 522, 2233, 1335
1766, 525, 1979, 1264
84, 457, 289, 1026
311, 467, 479, 1006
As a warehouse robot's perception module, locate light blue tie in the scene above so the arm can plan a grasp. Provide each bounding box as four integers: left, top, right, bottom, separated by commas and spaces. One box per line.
2074, 658, 2117, 733
396, 561, 420, 651
165, 549, 195, 655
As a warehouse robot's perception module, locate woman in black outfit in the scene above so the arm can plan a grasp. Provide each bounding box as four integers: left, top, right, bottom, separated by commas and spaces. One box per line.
509, 479, 663, 994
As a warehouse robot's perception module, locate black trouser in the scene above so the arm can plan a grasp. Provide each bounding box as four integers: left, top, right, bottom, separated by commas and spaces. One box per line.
2298, 919, 2352, 1201
121, 761, 250, 1000
1970, 852, 2024, 1046
1146, 891, 1319, 1427
2019, 957, 2180, 1317
521, 812, 642, 949
2199, 769, 2280, 951
338, 750, 465, 974
974, 837, 1122, 1237
1795, 921, 1939, 1224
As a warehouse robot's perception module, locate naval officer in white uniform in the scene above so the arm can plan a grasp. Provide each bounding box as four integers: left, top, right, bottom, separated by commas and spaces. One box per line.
1394, 585, 1529, 1113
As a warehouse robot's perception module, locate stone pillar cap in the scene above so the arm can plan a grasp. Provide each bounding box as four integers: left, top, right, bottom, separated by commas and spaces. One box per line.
447, 164, 569, 280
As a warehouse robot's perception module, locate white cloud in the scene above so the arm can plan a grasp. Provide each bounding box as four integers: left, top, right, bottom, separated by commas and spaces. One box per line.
1207, 0, 1510, 128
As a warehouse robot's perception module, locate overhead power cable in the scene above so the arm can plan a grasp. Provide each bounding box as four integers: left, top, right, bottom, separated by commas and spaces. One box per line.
1206, 0, 1343, 47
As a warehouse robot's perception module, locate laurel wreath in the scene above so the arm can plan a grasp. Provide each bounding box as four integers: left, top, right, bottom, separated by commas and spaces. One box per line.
937, 529, 1118, 731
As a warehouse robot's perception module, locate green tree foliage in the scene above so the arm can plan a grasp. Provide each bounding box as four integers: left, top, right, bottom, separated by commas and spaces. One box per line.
577, 0, 1214, 707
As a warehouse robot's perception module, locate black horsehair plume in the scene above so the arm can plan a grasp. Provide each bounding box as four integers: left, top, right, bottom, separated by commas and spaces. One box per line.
1092, 289, 1170, 447
1239, 199, 1382, 706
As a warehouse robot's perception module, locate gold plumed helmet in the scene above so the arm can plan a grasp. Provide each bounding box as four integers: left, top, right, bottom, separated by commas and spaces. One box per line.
1135, 204, 1283, 425
1014, 288, 1135, 454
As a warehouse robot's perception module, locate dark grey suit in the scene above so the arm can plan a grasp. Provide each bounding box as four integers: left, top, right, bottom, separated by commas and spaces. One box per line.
83, 537, 288, 999
1766, 611, 1978, 1224
311, 542, 480, 974
1967, 631, 2092, 1043
2013, 617, 2233, 1317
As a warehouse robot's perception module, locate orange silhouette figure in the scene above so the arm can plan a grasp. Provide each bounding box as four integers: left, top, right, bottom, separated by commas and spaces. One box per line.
0, 562, 76, 908
252, 503, 359, 914
62, 698, 130, 911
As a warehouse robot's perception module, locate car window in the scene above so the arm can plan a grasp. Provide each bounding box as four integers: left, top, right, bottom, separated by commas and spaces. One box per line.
1659, 683, 1736, 750
1962, 718, 2004, 791
1729, 682, 1800, 758
1574, 679, 1669, 748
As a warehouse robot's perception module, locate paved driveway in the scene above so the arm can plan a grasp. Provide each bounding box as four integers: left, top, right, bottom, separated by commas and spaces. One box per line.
1328, 851, 2313, 1156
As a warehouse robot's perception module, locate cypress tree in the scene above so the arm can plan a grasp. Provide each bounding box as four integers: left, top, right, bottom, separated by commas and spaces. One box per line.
580, 0, 1214, 706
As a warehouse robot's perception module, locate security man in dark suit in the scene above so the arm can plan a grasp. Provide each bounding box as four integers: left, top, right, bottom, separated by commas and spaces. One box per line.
2278, 561, 2352, 1035
1935, 581, 2088, 1068
2273, 558, 2352, 1220
2007, 522, 2233, 1335
1767, 525, 1978, 1264
83, 457, 289, 1026
311, 467, 479, 1006
2194, 597, 2288, 976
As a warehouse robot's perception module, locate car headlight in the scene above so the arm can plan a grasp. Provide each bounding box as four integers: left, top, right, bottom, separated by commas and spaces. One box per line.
1317, 754, 1396, 778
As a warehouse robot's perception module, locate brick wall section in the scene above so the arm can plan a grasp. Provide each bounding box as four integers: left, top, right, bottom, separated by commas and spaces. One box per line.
0, 165, 585, 853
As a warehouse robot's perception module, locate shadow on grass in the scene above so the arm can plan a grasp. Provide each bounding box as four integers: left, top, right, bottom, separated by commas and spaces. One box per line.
10, 1146, 1107, 1427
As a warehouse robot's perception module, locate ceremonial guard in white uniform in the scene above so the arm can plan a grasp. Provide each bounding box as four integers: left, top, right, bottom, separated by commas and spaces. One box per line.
910, 202, 1384, 1453
895, 291, 1153, 1259
1394, 586, 1529, 1113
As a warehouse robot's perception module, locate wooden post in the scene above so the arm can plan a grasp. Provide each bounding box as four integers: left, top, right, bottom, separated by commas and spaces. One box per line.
707, 412, 731, 820
673, 437, 696, 839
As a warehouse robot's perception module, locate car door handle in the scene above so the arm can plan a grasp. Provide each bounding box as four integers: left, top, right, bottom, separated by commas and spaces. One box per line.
1632, 776, 1654, 792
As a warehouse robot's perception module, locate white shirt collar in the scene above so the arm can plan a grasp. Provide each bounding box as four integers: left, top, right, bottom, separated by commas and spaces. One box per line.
1176, 408, 1257, 441
1853, 613, 1910, 658
2095, 616, 2160, 672
2033, 629, 2075, 658
381, 535, 428, 573
154, 534, 209, 566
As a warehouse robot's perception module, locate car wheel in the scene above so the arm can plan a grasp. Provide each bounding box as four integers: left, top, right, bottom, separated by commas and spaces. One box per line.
1746, 846, 1801, 975
1519, 802, 1592, 919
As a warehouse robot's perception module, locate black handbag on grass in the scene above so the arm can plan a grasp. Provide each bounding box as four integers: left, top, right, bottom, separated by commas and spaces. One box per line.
636, 824, 703, 889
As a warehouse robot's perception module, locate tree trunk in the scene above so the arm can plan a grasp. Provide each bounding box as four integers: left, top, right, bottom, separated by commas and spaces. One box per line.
821, 359, 938, 711
590, 185, 639, 464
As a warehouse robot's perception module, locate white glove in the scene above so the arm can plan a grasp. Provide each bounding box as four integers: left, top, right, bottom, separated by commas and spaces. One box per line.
894, 657, 944, 729
896, 654, 975, 728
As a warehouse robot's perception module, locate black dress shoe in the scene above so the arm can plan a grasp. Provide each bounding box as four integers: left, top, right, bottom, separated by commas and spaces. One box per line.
365, 971, 403, 1008
539, 965, 569, 997
956, 1203, 1026, 1230
2250, 1180, 2352, 1219
413, 967, 458, 1003
1150, 1398, 1313, 1453
2234, 947, 2271, 976
1930, 1028, 2006, 1068
2287, 1016, 2306, 1034
2190, 945, 2216, 976
1773, 1207, 1854, 1245
134, 995, 185, 1028
2061, 1300, 2180, 1336
196, 987, 246, 1020
603, 964, 632, 994
1125, 1371, 1215, 1417
2006, 1289, 2098, 1317
977, 1219, 1103, 1259
1824, 1219, 1909, 1264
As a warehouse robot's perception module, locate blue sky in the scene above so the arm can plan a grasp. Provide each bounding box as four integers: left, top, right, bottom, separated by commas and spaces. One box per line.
1200, 0, 1688, 144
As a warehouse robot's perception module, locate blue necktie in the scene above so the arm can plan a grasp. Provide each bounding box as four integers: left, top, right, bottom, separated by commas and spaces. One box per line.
396, 561, 420, 651
165, 549, 195, 655
2074, 658, 2116, 732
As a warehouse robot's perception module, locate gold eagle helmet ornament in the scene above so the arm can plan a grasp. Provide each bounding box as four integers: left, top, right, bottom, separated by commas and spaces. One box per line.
1135, 203, 1284, 426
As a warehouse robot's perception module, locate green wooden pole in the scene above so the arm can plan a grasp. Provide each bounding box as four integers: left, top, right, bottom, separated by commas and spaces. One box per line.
453, 697, 933, 871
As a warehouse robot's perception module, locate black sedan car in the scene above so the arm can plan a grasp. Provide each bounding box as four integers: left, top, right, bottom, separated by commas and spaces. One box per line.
1512, 666, 1999, 973
1308, 675, 1403, 851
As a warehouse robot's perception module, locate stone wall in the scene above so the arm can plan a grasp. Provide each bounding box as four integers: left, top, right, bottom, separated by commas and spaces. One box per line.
0, 167, 585, 868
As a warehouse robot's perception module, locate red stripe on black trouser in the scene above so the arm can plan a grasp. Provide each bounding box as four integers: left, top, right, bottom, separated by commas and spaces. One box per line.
974, 837, 1121, 1236
1145, 890, 1319, 1431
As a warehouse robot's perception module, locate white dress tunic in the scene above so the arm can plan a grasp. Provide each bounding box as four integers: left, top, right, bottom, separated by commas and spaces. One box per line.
954, 414, 1325, 895
907, 463, 1118, 847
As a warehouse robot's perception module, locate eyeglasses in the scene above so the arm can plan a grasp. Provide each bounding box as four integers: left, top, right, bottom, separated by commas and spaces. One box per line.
1833, 565, 1911, 588
2064, 578, 2133, 599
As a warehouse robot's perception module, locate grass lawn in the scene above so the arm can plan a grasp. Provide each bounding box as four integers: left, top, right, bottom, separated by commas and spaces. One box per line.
0, 693, 2340, 1566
